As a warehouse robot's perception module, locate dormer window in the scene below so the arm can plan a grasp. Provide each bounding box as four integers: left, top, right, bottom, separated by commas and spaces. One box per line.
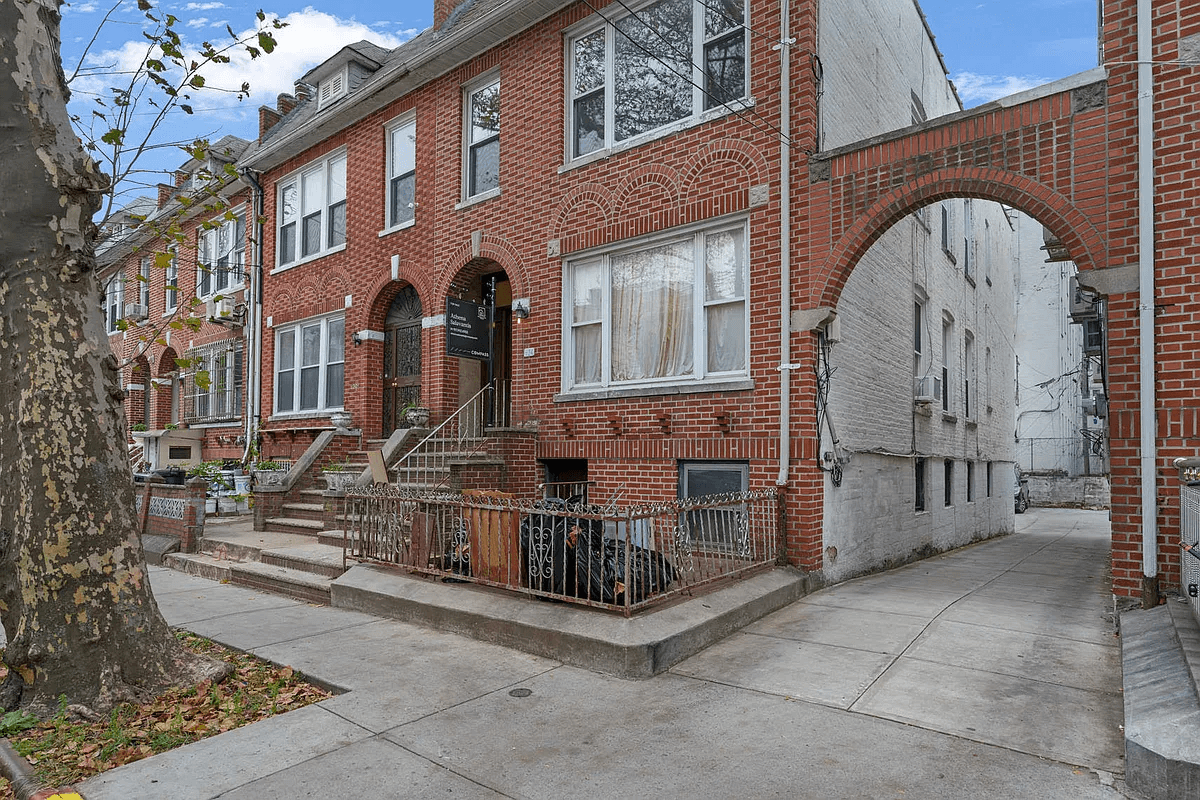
318, 68, 348, 109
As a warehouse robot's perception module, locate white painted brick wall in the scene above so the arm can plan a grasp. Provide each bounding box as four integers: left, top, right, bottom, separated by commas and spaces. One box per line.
815, 0, 1019, 583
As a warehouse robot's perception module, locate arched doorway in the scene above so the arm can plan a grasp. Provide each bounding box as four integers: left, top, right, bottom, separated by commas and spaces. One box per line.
383, 285, 423, 436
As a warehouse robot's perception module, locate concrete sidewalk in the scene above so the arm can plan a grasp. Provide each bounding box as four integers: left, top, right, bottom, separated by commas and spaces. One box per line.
83, 508, 1134, 798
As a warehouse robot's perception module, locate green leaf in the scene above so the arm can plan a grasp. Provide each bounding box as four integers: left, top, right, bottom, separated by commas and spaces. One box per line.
181, 104, 194, 115
189, 75, 206, 89
101, 129, 125, 146
257, 31, 276, 54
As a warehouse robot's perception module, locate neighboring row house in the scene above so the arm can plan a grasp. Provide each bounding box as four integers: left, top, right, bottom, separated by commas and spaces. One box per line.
98, 136, 254, 471
98, 0, 1024, 582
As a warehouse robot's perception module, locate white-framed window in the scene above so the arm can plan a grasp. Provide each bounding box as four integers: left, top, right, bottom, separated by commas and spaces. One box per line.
105, 273, 124, 333
966, 461, 976, 502
274, 314, 345, 414
164, 251, 178, 314
197, 211, 246, 298
138, 256, 152, 309
941, 313, 954, 413
464, 77, 500, 199
386, 115, 416, 228
567, 0, 747, 159
185, 341, 243, 424
563, 219, 747, 392
276, 151, 347, 267
913, 293, 927, 378
317, 67, 347, 109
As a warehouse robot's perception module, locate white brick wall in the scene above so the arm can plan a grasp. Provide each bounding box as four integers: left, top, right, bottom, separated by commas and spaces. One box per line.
815, 0, 1019, 582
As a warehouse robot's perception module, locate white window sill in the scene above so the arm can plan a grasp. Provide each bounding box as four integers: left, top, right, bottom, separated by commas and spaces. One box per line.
268, 411, 343, 423
270, 243, 347, 276
379, 218, 416, 238
554, 377, 753, 403
456, 188, 501, 210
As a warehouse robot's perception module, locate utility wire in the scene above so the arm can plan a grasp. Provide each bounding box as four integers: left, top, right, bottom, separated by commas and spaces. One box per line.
576, 0, 799, 149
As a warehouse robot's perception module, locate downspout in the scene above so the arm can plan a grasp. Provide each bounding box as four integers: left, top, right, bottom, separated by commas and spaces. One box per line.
240, 168, 265, 465
776, 0, 793, 486
1136, 0, 1158, 603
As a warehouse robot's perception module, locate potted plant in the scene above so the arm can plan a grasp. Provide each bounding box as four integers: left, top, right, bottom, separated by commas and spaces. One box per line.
131, 422, 148, 433
329, 410, 352, 430
404, 405, 431, 428
252, 459, 288, 488
322, 460, 357, 492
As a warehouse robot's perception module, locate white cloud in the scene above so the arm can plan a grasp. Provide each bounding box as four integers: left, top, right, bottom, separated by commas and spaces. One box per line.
186, 17, 209, 28
951, 72, 1051, 105
65, 2, 99, 13
185, 2, 226, 8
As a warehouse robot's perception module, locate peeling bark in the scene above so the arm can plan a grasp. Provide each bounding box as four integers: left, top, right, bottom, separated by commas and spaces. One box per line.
0, 0, 228, 717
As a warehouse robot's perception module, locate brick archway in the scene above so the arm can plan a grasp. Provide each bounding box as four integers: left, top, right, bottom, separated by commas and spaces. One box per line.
792, 68, 1176, 598
812, 167, 1107, 311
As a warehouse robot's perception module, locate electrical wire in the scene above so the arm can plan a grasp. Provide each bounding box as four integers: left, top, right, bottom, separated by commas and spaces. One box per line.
575, 0, 799, 150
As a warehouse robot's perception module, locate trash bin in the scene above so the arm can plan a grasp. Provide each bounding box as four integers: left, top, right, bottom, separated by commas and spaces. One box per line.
152, 467, 185, 485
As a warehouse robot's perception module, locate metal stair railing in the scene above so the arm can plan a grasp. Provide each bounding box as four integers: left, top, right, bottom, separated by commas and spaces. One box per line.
392, 384, 493, 491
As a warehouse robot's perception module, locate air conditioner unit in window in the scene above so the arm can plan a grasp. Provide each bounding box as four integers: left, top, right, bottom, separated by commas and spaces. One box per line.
914, 374, 942, 403
123, 302, 148, 322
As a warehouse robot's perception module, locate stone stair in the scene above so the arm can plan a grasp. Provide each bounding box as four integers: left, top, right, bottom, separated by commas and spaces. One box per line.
165, 521, 346, 605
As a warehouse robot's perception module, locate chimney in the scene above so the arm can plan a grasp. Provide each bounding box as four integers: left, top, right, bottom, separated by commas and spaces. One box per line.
259, 105, 282, 139
157, 183, 174, 209
174, 170, 189, 188
434, 0, 460, 29
277, 92, 298, 116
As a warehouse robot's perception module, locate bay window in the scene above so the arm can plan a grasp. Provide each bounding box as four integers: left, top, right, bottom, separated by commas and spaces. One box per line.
564, 220, 747, 392
274, 314, 345, 414
568, 0, 747, 159
276, 151, 347, 267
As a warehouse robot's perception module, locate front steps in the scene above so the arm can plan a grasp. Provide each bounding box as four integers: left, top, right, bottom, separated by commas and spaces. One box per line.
165, 521, 346, 604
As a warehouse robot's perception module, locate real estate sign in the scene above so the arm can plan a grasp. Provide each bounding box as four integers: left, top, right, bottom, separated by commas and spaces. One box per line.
446, 297, 491, 361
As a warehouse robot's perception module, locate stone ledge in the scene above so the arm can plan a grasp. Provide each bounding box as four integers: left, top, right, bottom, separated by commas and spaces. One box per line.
1121, 601, 1200, 799
331, 564, 816, 679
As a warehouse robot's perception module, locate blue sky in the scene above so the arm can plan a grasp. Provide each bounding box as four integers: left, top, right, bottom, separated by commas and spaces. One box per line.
59, 0, 1099, 205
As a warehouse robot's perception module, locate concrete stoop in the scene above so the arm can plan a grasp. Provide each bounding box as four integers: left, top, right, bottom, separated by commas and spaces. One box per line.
1121, 599, 1200, 799
330, 563, 817, 679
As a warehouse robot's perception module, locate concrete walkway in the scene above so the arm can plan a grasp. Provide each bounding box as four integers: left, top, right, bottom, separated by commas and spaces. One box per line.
83, 508, 1134, 798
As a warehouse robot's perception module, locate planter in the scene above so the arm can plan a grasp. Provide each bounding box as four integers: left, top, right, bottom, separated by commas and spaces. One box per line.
404, 407, 431, 427
323, 471, 357, 492
254, 468, 288, 488
329, 410, 352, 430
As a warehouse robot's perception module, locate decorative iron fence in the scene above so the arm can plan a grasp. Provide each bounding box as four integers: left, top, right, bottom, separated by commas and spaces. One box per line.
341, 486, 781, 615
1180, 482, 1200, 623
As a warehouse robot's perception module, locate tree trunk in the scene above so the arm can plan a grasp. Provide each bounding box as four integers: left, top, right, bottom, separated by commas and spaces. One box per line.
0, 0, 227, 718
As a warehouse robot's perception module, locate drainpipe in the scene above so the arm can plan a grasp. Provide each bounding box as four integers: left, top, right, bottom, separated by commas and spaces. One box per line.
240, 168, 265, 465
1136, 0, 1158, 604
776, 0, 793, 486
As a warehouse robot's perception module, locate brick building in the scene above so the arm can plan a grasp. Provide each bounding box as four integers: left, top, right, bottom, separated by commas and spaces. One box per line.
97, 136, 255, 471
228, 0, 1022, 580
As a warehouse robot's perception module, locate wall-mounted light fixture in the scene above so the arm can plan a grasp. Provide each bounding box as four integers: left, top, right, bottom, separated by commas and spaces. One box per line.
513, 297, 531, 321
352, 332, 363, 346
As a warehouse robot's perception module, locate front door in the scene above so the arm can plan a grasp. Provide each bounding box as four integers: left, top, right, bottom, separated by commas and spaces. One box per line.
383, 285, 423, 436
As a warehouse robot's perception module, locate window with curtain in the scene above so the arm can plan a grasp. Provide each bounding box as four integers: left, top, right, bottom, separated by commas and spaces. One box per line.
197, 210, 246, 297
565, 221, 746, 391
465, 78, 499, 198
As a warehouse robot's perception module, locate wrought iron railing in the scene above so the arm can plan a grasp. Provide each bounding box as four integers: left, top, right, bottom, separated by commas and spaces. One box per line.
390, 385, 492, 491
342, 486, 780, 615
1180, 482, 1200, 623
